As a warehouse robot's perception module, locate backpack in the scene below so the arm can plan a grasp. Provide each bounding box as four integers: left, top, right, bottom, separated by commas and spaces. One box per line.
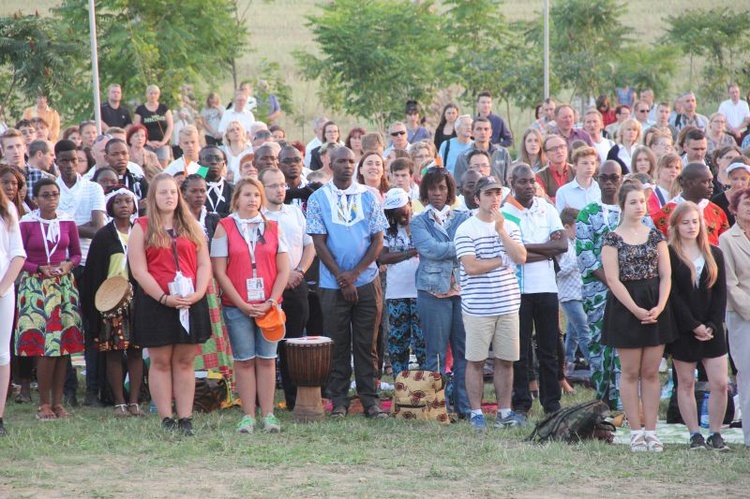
526, 400, 616, 444
390, 370, 450, 424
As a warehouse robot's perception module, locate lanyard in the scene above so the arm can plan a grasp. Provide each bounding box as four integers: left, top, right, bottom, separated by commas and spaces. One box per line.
239, 221, 261, 279
116, 227, 131, 270
39, 220, 60, 266
167, 229, 181, 273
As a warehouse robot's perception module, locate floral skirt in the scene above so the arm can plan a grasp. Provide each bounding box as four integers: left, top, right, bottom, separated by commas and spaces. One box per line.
15, 271, 84, 357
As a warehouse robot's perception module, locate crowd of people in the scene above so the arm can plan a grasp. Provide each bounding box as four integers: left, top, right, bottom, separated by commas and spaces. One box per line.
0, 82, 749, 453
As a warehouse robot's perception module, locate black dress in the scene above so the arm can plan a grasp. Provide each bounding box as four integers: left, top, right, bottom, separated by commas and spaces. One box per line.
601, 229, 677, 348
667, 245, 727, 362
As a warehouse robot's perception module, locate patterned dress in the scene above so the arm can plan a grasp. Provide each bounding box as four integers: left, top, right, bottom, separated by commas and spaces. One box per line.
575, 203, 654, 409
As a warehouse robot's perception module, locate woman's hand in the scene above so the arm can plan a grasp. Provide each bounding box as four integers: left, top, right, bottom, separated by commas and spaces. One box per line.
632, 306, 656, 324
244, 301, 272, 317
693, 324, 714, 342
58, 261, 75, 275
165, 294, 192, 310
646, 305, 663, 321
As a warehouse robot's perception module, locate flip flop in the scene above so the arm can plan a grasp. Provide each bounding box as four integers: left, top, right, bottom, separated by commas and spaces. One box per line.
52, 404, 72, 419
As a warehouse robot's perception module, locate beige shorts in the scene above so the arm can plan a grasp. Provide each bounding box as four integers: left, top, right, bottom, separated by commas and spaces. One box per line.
463, 312, 520, 362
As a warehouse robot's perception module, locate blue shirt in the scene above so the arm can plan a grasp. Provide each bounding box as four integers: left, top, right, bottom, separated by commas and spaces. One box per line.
306, 182, 388, 289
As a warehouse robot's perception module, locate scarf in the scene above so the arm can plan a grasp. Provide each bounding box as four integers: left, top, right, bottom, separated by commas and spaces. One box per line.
429, 205, 451, 226
325, 182, 366, 226
207, 178, 226, 213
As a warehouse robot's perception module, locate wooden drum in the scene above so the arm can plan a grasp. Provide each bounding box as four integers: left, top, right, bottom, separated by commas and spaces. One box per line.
285, 336, 333, 423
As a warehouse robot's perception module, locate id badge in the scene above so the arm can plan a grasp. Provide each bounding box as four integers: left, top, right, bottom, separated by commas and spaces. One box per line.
246, 277, 265, 302
169, 271, 195, 297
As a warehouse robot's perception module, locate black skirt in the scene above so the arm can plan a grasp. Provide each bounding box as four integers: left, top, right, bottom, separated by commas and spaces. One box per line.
601, 278, 677, 348
132, 288, 211, 347
668, 327, 727, 363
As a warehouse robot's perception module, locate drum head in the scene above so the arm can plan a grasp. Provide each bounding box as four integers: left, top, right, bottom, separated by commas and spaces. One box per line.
286, 336, 332, 345
95, 276, 130, 313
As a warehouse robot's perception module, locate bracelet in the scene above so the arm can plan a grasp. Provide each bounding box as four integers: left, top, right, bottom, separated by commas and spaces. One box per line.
266, 299, 278, 306
294, 266, 304, 273
159, 293, 167, 305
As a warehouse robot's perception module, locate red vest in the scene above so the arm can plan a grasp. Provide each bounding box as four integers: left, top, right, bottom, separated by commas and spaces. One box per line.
218, 217, 281, 306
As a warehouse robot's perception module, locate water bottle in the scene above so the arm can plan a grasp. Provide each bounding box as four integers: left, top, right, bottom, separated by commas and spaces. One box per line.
699, 392, 710, 428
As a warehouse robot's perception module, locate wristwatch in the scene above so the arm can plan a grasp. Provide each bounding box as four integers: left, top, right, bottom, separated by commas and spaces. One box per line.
294, 265, 304, 273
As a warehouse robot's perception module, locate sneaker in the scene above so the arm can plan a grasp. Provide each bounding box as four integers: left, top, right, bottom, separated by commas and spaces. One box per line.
177, 417, 195, 436
470, 413, 487, 432
689, 433, 707, 450
161, 417, 177, 431
706, 433, 730, 452
237, 415, 256, 434
364, 405, 389, 420
263, 414, 281, 433
494, 411, 527, 429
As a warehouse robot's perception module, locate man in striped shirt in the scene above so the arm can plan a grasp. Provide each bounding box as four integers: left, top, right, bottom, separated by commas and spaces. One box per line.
454, 176, 527, 432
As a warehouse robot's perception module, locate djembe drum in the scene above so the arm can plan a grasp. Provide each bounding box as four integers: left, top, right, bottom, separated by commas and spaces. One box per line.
285, 336, 333, 423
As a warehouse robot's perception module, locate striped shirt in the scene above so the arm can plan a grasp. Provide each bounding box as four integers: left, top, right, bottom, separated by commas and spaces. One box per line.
454, 216, 522, 316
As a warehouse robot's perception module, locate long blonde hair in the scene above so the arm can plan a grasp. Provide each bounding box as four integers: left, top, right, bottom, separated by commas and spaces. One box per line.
145, 173, 205, 248
667, 201, 718, 288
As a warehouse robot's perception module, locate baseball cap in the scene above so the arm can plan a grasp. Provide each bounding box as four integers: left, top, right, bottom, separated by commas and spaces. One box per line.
474, 176, 504, 197
383, 188, 410, 210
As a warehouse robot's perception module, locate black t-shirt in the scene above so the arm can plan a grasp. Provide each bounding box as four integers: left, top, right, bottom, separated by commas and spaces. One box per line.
100, 102, 133, 128
135, 103, 169, 142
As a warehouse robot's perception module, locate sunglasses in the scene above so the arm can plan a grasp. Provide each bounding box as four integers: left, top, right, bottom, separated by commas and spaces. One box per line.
390, 130, 407, 137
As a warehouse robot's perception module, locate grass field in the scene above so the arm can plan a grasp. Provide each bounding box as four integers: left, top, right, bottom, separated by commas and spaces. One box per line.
1, 381, 749, 497
0, 0, 742, 142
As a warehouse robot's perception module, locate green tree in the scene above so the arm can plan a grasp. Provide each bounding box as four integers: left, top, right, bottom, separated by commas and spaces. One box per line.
295, 0, 447, 131
614, 45, 678, 100
52, 0, 247, 121
662, 8, 750, 102
549, 0, 629, 101
0, 12, 82, 117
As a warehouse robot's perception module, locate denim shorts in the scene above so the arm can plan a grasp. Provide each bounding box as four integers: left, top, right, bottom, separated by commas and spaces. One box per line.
222, 306, 278, 361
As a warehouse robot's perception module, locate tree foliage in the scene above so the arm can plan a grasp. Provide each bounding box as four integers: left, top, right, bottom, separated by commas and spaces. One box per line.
614, 45, 678, 100
295, 0, 447, 131
52, 0, 247, 121
0, 12, 83, 117
662, 8, 750, 102
548, 0, 629, 100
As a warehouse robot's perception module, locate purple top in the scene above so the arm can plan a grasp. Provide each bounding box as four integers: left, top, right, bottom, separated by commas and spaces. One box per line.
19, 215, 81, 272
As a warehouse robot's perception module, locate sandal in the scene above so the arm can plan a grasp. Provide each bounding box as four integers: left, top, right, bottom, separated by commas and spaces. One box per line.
330, 406, 348, 419
35, 404, 57, 422
128, 403, 145, 417
645, 432, 664, 453
630, 430, 648, 452
52, 404, 72, 419
114, 404, 129, 418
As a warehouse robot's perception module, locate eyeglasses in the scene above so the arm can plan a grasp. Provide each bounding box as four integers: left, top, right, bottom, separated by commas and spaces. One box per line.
201, 154, 225, 163
37, 192, 60, 199
596, 174, 621, 183
390, 130, 406, 137
545, 144, 566, 153
638, 109, 650, 113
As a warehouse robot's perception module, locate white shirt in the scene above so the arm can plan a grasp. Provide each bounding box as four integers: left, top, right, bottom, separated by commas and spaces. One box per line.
718, 99, 750, 130
502, 196, 563, 294
164, 156, 201, 176
83, 161, 143, 180
262, 204, 311, 270
0, 204, 26, 296
591, 136, 615, 164
454, 216, 522, 316
56, 175, 105, 264
218, 108, 256, 136
383, 225, 419, 300
555, 178, 602, 212
222, 144, 254, 184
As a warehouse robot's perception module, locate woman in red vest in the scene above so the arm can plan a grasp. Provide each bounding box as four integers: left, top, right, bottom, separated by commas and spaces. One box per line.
211, 177, 290, 434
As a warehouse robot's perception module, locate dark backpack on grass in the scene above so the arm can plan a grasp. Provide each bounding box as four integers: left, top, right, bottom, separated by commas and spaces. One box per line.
527, 400, 616, 444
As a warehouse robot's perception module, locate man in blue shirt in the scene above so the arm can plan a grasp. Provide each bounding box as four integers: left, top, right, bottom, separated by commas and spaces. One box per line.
306, 147, 389, 419
476, 91, 513, 147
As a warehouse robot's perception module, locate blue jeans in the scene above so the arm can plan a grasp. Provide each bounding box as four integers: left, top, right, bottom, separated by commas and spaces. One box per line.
561, 300, 591, 364
416, 291, 469, 416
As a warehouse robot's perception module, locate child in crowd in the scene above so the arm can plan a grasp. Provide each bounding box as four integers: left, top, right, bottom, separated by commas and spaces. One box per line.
379, 188, 424, 375
557, 208, 591, 372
